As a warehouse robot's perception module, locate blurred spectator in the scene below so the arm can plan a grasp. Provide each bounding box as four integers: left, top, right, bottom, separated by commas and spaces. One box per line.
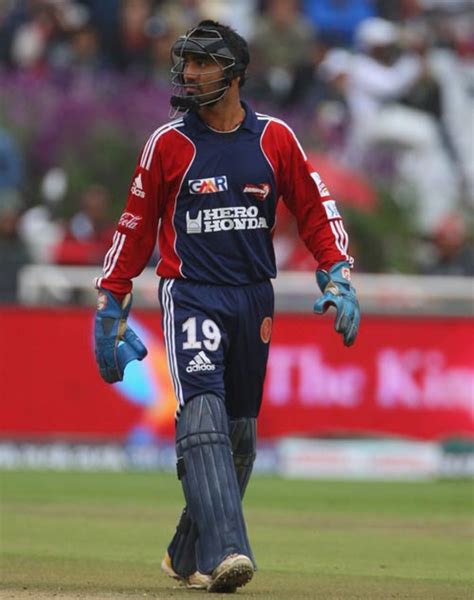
251, 0, 315, 106
302, 0, 374, 46
345, 17, 460, 234
0, 128, 23, 192
289, 45, 351, 152
113, 0, 152, 73
0, 194, 31, 303
53, 183, 115, 265
158, 0, 201, 34
64, 22, 105, 72
199, 0, 258, 40
147, 15, 178, 84
375, 0, 422, 21
8, 1, 65, 73
421, 212, 474, 276
0, 0, 472, 274
19, 167, 67, 263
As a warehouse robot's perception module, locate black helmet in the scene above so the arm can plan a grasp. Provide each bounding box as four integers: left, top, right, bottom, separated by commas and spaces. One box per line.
170, 20, 249, 112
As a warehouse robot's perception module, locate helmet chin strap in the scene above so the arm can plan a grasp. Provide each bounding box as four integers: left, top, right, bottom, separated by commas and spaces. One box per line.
169, 82, 231, 115
170, 95, 200, 112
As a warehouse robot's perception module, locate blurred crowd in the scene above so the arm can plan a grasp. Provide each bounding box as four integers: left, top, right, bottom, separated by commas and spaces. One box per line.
1, 0, 473, 302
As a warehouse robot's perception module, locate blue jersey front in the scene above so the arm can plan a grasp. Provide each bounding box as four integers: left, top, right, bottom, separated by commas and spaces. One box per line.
172, 109, 278, 284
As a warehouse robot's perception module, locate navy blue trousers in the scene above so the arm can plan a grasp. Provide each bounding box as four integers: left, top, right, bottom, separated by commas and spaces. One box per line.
159, 278, 274, 419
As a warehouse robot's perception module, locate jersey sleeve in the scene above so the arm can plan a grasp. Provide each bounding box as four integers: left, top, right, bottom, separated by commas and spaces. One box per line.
263, 120, 353, 271
95, 135, 164, 295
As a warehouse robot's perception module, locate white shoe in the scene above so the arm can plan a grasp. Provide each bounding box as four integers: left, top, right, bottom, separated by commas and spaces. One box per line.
208, 554, 254, 593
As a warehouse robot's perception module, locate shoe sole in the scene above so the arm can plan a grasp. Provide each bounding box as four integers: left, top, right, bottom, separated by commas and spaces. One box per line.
208, 558, 253, 593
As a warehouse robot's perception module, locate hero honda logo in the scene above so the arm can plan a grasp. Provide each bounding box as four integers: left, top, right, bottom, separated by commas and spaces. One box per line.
186, 206, 268, 234
189, 175, 228, 194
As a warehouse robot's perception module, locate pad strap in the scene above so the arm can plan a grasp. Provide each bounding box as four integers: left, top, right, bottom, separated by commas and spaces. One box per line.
230, 417, 257, 497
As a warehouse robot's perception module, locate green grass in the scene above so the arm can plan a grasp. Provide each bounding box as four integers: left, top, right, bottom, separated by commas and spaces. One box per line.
1, 471, 473, 599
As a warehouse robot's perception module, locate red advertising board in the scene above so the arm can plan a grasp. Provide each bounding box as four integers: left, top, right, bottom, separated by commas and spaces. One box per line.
1, 308, 473, 441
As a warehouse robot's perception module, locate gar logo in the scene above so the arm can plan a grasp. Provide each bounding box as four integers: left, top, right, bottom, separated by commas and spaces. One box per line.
243, 183, 271, 201
131, 173, 145, 198
189, 176, 228, 194
119, 212, 142, 230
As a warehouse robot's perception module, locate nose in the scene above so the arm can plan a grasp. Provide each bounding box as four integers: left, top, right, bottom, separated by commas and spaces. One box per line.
183, 62, 199, 83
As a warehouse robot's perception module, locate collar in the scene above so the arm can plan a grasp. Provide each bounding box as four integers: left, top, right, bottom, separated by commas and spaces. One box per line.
184, 100, 260, 134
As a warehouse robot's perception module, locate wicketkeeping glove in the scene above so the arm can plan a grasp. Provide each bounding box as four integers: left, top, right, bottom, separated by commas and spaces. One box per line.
313, 261, 360, 347
94, 289, 148, 383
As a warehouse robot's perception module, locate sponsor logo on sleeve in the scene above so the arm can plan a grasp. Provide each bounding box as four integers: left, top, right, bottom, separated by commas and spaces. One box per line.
322, 200, 341, 220
311, 171, 331, 198
119, 212, 143, 230
189, 176, 228, 194
243, 182, 271, 201
131, 173, 145, 198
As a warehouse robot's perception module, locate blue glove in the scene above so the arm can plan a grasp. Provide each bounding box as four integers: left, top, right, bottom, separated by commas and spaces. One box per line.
313, 261, 360, 347
94, 289, 148, 383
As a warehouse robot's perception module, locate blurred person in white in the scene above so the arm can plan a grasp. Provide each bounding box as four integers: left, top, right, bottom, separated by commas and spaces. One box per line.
198, 0, 257, 40
345, 16, 460, 235
18, 167, 66, 263
419, 6, 474, 218
7, 0, 87, 72
251, 0, 315, 106
8, 0, 61, 71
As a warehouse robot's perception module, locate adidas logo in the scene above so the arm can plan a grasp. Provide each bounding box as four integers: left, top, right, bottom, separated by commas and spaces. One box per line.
186, 351, 216, 373
131, 173, 145, 198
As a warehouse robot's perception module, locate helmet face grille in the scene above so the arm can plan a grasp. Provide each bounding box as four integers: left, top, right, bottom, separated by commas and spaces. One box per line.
169, 26, 243, 113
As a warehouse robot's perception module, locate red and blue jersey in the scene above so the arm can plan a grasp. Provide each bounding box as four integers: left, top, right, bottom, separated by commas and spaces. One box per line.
96, 101, 352, 294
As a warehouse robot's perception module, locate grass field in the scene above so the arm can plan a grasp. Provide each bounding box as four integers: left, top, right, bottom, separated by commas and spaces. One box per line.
1, 470, 473, 599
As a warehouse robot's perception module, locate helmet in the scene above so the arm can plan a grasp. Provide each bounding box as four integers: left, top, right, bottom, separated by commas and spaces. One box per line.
170, 20, 249, 112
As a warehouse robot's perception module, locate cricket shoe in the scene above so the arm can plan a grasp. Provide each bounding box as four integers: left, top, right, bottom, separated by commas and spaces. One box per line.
207, 554, 254, 593
161, 552, 211, 590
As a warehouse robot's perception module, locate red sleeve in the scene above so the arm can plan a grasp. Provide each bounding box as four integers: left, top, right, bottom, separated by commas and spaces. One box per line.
95, 133, 164, 295
262, 120, 353, 271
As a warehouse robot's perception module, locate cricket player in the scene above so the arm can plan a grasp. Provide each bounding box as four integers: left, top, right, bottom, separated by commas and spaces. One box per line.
94, 20, 360, 593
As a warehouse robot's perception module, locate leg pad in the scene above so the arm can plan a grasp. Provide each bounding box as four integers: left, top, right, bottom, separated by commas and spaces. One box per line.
176, 394, 252, 574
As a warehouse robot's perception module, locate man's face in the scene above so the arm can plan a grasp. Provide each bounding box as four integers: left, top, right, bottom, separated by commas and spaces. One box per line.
182, 53, 226, 102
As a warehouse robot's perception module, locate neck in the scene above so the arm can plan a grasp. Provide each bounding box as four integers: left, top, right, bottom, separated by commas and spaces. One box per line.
199, 88, 245, 132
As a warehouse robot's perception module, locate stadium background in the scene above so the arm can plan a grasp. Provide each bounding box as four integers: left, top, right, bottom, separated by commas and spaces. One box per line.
0, 1, 473, 598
